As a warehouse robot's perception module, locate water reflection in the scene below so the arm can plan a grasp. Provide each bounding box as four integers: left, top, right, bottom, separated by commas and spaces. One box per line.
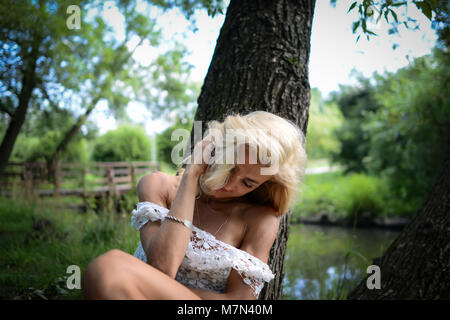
282, 224, 400, 300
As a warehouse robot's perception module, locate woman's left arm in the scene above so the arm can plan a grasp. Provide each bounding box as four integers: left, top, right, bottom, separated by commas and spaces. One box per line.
187, 206, 280, 300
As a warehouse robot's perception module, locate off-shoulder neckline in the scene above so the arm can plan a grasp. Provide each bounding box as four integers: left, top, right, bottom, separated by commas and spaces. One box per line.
137, 201, 271, 269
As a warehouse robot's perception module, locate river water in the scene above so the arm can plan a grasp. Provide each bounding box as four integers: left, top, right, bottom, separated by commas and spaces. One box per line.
282, 223, 401, 299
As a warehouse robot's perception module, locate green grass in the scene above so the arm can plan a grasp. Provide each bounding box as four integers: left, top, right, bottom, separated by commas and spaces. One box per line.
0, 196, 140, 300
293, 170, 416, 221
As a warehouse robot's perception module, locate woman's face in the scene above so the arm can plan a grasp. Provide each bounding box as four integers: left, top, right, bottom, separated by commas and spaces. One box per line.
210, 162, 273, 199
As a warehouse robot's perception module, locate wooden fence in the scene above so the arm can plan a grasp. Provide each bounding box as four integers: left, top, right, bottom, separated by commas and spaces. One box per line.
0, 161, 159, 211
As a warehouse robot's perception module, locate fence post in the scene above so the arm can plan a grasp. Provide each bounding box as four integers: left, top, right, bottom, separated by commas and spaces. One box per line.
22, 163, 33, 198
106, 166, 115, 212
82, 166, 88, 212
130, 162, 136, 189
54, 162, 61, 197
20, 163, 26, 192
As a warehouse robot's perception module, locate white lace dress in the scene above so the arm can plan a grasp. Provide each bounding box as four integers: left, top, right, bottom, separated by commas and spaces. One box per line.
130, 201, 275, 297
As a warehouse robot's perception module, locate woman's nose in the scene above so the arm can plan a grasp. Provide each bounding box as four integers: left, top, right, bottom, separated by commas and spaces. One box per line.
224, 176, 238, 191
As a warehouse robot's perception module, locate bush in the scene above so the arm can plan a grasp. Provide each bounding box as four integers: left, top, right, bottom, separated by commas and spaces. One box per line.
156, 116, 193, 169
329, 47, 449, 212
292, 171, 408, 221
306, 88, 344, 160
339, 174, 384, 220
93, 125, 151, 162
11, 131, 89, 163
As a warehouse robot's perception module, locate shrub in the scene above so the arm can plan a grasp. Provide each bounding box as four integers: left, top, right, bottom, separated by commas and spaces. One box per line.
11, 131, 89, 163
93, 125, 151, 162
339, 174, 384, 221
292, 171, 405, 221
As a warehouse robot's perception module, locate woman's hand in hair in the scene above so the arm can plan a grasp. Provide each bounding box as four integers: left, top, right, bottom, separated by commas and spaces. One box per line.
185, 138, 215, 178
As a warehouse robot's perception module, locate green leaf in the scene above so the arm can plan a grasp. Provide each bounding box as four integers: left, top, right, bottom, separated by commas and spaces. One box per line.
376, 10, 383, 23
414, 1, 432, 20
390, 9, 398, 23
347, 1, 357, 13
352, 20, 360, 33
390, 1, 407, 6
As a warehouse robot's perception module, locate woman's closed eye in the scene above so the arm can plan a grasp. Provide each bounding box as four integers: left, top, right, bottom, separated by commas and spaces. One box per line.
242, 180, 253, 188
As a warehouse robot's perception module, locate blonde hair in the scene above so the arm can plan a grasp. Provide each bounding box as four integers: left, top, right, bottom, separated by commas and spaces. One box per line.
177, 111, 307, 216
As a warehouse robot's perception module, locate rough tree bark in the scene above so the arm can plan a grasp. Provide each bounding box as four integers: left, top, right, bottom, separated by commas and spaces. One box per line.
186, 0, 316, 299
0, 37, 41, 176
347, 142, 450, 299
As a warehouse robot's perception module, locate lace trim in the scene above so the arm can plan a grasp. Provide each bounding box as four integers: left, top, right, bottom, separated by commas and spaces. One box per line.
131, 201, 275, 296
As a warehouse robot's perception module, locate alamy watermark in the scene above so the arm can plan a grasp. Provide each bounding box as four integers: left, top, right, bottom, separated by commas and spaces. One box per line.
366, 265, 381, 290
66, 5, 81, 30
66, 265, 81, 289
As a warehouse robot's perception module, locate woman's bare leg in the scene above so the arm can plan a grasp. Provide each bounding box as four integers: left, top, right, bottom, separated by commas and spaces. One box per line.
82, 249, 201, 300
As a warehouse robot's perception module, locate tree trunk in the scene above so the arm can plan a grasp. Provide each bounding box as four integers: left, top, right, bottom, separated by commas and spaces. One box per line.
0, 40, 40, 176
46, 98, 99, 181
347, 142, 450, 299
189, 0, 316, 299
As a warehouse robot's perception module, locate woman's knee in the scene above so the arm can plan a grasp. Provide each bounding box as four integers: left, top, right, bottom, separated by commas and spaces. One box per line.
82, 249, 132, 299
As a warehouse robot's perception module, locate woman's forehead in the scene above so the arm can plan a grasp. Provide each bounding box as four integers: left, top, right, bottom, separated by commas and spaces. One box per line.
235, 164, 273, 182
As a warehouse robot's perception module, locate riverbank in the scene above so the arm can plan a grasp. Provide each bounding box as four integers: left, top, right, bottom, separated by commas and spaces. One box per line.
292, 212, 410, 231
291, 169, 418, 229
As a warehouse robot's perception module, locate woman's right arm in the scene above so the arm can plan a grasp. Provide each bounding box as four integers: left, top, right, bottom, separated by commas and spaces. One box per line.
138, 139, 214, 278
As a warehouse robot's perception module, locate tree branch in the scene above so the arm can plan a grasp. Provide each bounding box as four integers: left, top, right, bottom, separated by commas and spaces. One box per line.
39, 85, 60, 110
0, 100, 14, 117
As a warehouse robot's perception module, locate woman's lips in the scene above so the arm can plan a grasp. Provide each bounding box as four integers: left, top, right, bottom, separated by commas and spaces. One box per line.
219, 187, 229, 192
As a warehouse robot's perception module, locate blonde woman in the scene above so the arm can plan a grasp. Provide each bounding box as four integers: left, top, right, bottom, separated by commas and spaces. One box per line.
82, 111, 307, 300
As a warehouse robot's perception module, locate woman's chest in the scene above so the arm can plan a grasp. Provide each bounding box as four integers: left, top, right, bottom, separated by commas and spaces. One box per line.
166, 177, 249, 248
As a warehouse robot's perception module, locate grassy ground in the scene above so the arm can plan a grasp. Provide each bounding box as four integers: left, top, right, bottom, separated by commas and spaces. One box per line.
0, 196, 139, 300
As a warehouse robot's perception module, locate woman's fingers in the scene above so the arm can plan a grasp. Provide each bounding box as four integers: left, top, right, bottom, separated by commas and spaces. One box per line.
186, 139, 215, 176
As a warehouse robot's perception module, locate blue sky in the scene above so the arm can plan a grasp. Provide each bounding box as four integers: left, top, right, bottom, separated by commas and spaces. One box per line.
90, 0, 438, 135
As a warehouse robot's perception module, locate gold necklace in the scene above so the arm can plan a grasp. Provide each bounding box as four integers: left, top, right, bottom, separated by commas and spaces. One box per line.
195, 197, 230, 237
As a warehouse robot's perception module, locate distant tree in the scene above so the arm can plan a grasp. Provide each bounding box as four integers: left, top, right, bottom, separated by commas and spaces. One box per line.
328, 76, 381, 173
348, 1, 450, 299
8, 102, 94, 163
0, 0, 196, 176
156, 115, 194, 169
0, 0, 86, 174
92, 125, 151, 162
330, 45, 449, 213
306, 88, 343, 160
365, 46, 450, 212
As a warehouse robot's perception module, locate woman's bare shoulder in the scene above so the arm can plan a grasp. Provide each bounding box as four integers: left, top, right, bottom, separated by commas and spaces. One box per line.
242, 202, 279, 226
238, 203, 279, 263
137, 171, 180, 208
